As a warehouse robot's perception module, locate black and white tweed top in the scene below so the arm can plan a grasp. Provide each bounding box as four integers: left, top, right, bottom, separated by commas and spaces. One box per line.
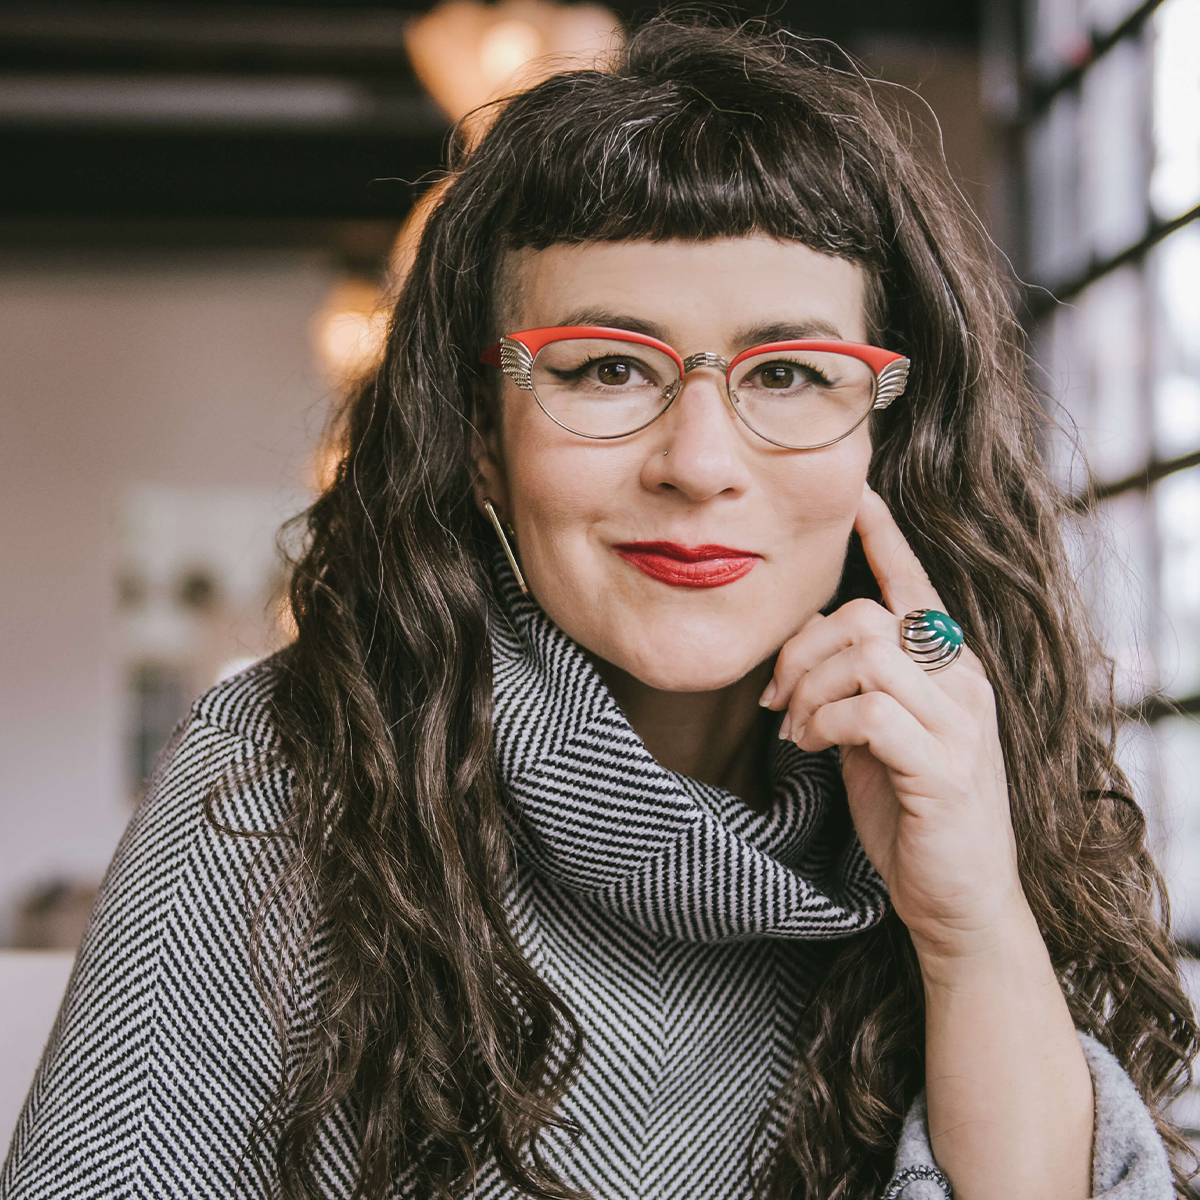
2, 557, 1175, 1199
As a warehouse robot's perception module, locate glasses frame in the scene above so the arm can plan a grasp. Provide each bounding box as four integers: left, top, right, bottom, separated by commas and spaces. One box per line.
479, 324, 911, 449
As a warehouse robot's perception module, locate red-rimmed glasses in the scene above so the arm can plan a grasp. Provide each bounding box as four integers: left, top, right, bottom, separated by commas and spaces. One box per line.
480, 325, 910, 449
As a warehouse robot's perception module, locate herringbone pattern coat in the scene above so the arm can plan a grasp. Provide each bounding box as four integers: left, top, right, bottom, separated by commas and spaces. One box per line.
2, 559, 1173, 1198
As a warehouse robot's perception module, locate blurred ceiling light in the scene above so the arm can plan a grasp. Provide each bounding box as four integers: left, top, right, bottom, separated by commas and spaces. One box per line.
396, 1, 618, 287
480, 19, 544, 87
312, 277, 389, 389
405, 0, 621, 127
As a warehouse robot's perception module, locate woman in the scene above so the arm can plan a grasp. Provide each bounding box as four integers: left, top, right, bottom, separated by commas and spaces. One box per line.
4, 18, 1196, 1200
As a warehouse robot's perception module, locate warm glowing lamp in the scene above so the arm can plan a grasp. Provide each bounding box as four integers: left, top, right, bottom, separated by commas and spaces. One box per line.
405, 0, 621, 128
311, 277, 390, 388
480, 18, 544, 87
395, 1, 619, 290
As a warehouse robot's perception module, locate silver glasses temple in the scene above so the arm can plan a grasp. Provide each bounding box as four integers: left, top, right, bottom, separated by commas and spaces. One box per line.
874, 357, 910, 409
498, 336, 535, 390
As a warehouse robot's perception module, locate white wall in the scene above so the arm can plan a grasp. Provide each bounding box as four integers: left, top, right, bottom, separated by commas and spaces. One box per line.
0, 250, 338, 943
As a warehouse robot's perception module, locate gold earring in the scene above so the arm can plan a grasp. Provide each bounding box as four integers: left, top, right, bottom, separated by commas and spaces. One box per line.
482, 498, 528, 595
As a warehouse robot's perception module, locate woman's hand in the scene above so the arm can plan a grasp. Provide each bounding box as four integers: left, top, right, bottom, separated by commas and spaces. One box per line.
760, 483, 1024, 965
761, 484, 1094, 1200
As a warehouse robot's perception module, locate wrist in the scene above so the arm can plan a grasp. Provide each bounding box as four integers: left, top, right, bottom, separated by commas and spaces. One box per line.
911, 898, 1049, 994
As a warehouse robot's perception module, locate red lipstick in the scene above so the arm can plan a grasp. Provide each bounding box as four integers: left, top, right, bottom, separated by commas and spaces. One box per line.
613, 541, 760, 589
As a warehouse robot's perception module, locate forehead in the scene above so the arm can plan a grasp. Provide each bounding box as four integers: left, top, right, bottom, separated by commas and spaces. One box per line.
496, 237, 870, 345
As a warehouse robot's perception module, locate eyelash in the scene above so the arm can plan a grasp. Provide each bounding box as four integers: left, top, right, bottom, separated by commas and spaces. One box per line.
554, 355, 652, 380
750, 361, 834, 385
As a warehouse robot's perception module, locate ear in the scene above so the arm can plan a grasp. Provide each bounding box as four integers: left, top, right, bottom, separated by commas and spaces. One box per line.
469, 373, 511, 518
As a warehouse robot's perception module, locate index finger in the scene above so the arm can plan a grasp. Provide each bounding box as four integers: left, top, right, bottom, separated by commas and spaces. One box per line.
855, 483, 944, 617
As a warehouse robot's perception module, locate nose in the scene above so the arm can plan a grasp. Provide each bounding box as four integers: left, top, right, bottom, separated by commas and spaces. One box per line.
642, 367, 751, 501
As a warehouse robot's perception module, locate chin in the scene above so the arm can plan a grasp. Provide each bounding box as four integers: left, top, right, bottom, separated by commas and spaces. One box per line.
600, 627, 770, 693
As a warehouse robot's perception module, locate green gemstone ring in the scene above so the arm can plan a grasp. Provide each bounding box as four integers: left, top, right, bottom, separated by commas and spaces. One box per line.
900, 608, 964, 673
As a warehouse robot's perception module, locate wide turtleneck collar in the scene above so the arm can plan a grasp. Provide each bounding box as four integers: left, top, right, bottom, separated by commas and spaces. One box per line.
488, 550, 889, 943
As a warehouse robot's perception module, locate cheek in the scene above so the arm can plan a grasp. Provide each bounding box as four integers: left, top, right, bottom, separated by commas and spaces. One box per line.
499, 398, 622, 571
775, 429, 871, 540
760, 430, 872, 621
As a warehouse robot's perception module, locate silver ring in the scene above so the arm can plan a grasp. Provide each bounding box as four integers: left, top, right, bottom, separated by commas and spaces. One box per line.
901, 609, 964, 673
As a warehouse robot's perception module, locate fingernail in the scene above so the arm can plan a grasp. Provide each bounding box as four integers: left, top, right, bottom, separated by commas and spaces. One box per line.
778, 713, 791, 740
759, 680, 776, 707
792, 724, 806, 744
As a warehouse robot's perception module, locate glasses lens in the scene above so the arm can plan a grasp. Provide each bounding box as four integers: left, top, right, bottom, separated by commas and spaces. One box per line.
530, 338, 680, 438
729, 349, 876, 448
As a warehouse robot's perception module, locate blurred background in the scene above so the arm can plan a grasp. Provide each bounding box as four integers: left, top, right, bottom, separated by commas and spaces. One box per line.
0, 0, 1197, 1146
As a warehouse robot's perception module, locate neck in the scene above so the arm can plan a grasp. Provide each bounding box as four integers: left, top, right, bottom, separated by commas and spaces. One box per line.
588, 656, 777, 813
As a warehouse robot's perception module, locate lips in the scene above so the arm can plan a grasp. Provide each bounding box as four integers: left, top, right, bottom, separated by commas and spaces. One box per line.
613, 541, 760, 589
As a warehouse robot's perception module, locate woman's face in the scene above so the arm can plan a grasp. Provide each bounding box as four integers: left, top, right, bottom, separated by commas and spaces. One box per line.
474, 236, 873, 692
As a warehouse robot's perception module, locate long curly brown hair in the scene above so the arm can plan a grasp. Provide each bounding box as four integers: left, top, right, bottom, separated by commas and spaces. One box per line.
236, 16, 1199, 1200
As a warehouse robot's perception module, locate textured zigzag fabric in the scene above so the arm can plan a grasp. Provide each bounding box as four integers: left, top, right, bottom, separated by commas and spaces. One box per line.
483, 552, 891, 1196
490, 548, 891, 944
1, 553, 1174, 1198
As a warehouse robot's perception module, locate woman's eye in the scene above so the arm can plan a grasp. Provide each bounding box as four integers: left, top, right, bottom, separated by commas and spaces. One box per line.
759, 364, 796, 389
595, 359, 634, 386
750, 360, 831, 390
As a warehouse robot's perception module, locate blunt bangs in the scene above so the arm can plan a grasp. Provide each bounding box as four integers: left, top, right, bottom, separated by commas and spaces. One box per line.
480, 42, 891, 270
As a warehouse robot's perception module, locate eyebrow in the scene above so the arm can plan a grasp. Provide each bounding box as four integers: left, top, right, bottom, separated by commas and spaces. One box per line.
549, 309, 848, 348
553, 308, 668, 340
731, 318, 847, 344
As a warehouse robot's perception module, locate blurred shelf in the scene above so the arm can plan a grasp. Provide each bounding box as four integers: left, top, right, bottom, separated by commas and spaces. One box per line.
0, 0, 979, 74
0, 127, 444, 220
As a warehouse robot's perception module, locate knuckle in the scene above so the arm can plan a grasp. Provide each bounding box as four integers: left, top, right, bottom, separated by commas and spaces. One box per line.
775, 637, 807, 675
858, 635, 896, 673
859, 690, 894, 724
841, 598, 894, 640
843, 597, 884, 623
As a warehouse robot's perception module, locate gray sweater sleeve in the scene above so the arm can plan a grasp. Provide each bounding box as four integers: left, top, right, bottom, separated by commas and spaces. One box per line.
0, 670, 309, 1200
886, 1032, 1174, 1199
